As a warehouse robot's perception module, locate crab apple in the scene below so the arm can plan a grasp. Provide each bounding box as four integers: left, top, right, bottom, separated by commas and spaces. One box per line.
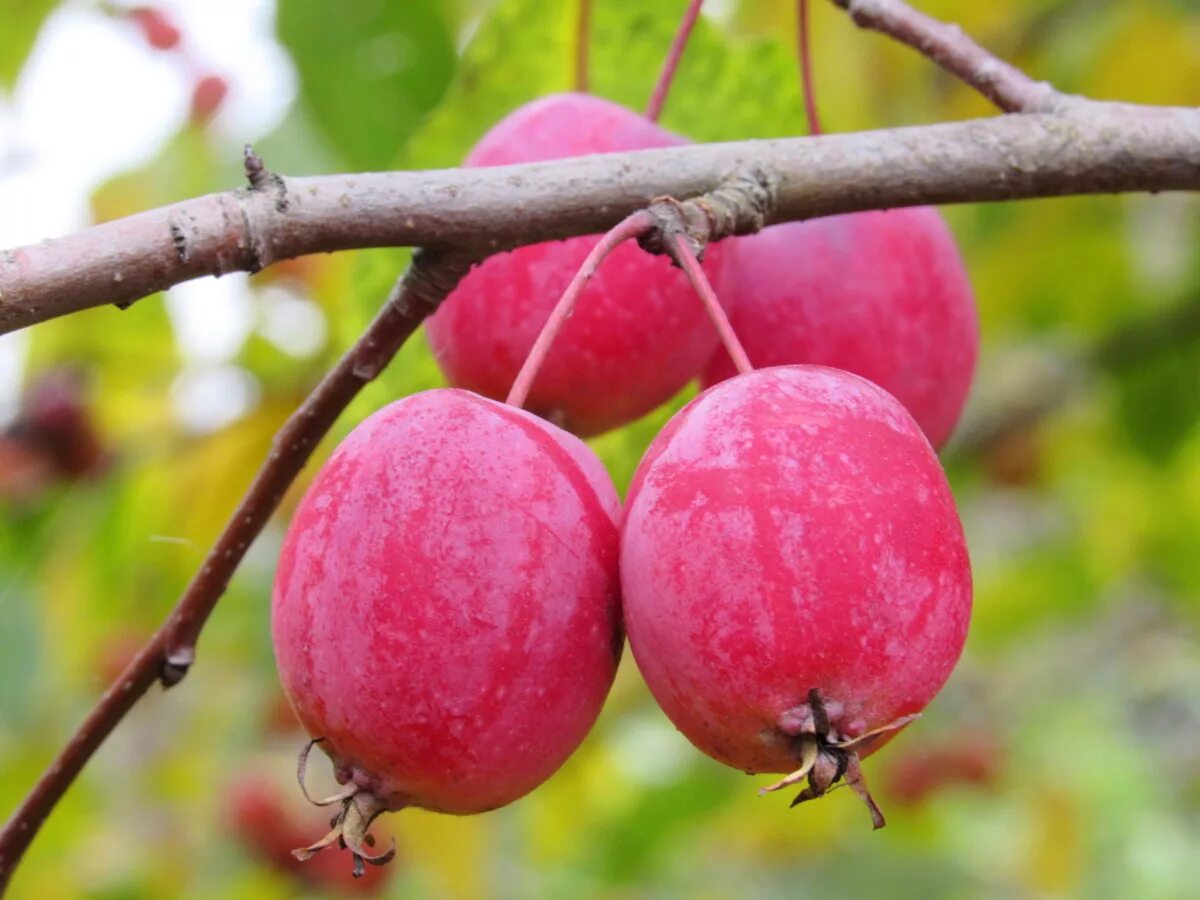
621, 366, 972, 826
425, 92, 728, 437
272, 388, 622, 871
702, 208, 978, 448
883, 727, 1002, 807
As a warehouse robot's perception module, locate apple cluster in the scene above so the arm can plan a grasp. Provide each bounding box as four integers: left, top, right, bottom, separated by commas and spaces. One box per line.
270, 92, 975, 872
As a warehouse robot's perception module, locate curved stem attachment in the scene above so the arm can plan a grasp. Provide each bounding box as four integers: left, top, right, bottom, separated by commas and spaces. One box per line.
798, 0, 823, 134
296, 738, 360, 807
645, 0, 705, 122
505, 211, 654, 409
666, 233, 753, 375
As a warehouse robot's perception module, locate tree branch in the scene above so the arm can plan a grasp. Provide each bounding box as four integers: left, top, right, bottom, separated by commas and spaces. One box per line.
3, 104, 1199, 336
829, 0, 1065, 113
0, 248, 474, 893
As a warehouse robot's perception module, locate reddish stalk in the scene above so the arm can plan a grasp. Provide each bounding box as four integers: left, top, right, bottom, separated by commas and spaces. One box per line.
506, 211, 654, 409
575, 0, 592, 93
645, 0, 705, 122
798, 0, 823, 135
668, 234, 753, 375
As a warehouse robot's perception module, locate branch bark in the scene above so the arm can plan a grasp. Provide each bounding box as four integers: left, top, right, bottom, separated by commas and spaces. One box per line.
3, 104, 1200, 336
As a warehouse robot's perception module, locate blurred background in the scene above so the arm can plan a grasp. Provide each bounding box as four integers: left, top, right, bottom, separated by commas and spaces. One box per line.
2, 0, 1200, 897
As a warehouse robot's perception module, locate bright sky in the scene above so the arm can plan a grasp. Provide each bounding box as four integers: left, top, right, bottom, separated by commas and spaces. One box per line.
0, 0, 297, 428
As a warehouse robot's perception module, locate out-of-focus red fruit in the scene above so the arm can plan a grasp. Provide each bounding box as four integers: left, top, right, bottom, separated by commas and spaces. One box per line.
2, 368, 108, 497
622, 366, 972, 825
426, 92, 728, 437
0, 436, 55, 503
702, 209, 978, 448
190, 74, 228, 123
272, 389, 621, 869
127, 7, 182, 51
982, 427, 1043, 488
20, 369, 108, 479
884, 728, 1002, 806
229, 773, 393, 894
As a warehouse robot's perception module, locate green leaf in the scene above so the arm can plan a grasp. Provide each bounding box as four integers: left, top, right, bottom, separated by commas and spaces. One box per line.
402, 0, 806, 165
590, 2, 806, 142
0, 0, 56, 89
401, 0, 574, 169
277, 0, 457, 171
1111, 341, 1200, 464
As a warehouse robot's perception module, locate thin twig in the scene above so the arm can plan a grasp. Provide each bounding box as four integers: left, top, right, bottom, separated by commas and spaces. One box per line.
506, 211, 654, 408
646, 0, 705, 122
0, 248, 474, 893
829, 0, 1065, 113
3, 104, 1199, 335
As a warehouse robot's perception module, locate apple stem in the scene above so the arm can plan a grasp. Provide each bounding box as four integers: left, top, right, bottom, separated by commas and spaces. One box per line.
645, 0, 705, 122
575, 0, 592, 93
798, 0, 824, 135
668, 233, 754, 375
505, 211, 655, 410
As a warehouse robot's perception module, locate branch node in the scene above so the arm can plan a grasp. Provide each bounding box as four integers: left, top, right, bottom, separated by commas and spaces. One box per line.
244, 144, 268, 188
168, 216, 190, 264
352, 248, 476, 383
639, 166, 779, 259
235, 147, 291, 275
243, 143, 289, 212
160, 647, 194, 687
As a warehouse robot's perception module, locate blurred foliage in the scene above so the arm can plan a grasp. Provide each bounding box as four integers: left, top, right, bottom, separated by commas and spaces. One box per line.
3, 0, 1200, 898
0, 0, 57, 88
277, 0, 457, 170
